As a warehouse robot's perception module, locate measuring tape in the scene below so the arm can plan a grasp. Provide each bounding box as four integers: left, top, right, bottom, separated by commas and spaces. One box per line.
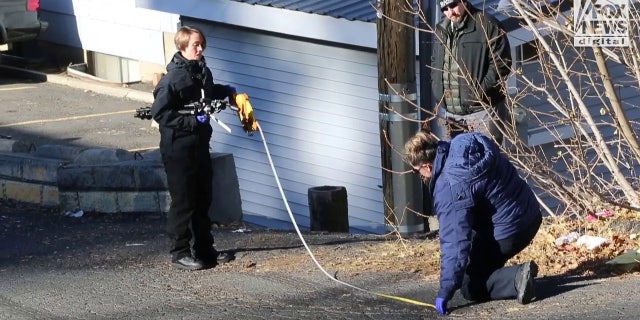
255, 123, 435, 310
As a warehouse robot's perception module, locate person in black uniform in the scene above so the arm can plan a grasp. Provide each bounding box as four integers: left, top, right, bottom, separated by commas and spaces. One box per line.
151, 26, 235, 271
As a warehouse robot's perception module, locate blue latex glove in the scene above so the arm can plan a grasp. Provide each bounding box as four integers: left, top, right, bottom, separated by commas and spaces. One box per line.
196, 114, 209, 123
435, 297, 448, 316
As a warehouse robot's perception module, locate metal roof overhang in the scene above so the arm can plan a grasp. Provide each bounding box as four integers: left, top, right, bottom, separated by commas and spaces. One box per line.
134, 0, 377, 48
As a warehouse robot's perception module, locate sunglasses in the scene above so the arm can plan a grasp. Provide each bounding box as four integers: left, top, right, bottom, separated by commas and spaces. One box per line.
441, 1, 459, 12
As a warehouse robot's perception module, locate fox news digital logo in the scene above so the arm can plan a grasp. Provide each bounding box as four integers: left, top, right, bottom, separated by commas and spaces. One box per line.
574, 0, 630, 47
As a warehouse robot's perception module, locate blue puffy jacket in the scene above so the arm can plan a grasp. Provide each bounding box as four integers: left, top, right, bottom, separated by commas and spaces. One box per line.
429, 133, 541, 300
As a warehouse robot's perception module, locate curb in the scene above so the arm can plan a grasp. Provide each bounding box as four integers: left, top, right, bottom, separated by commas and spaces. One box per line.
0, 151, 65, 207
45, 73, 157, 127
46, 73, 155, 104
0, 64, 154, 104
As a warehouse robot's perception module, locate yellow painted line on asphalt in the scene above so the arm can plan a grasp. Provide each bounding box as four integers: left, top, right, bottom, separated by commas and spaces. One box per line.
0, 110, 136, 128
128, 146, 158, 152
0, 86, 36, 91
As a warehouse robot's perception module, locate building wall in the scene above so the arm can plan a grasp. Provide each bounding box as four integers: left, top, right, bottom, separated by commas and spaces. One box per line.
184, 19, 388, 233
37, 0, 179, 81
39, 0, 178, 64
35, 0, 408, 233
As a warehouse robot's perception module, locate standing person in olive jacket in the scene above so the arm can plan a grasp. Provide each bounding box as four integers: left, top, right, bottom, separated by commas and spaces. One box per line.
151, 26, 235, 271
431, 0, 512, 145
404, 130, 542, 315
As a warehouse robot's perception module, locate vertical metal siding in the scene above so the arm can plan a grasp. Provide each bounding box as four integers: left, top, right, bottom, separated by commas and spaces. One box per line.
184, 19, 385, 233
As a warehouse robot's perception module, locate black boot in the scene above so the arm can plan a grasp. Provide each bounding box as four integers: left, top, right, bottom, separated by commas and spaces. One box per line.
172, 256, 205, 271
197, 249, 235, 266
516, 261, 538, 304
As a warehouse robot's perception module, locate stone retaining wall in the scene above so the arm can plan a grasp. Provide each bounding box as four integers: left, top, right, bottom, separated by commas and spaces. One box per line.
0, 138, 243, 224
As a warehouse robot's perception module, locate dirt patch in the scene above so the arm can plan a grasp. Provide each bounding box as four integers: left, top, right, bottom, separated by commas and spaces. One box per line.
215, 212, 640, 280
221, 232, 441, 279
2, 200, 639, 280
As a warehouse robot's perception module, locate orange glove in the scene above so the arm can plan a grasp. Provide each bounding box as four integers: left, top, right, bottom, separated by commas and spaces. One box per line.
234, 93, 258, 134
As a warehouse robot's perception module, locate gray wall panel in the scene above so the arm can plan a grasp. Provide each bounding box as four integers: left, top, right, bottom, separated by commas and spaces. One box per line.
185, 19, 385, 233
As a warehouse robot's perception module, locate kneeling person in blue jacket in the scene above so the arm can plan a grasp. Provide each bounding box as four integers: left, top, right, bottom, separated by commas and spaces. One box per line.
405, 130, 542, 315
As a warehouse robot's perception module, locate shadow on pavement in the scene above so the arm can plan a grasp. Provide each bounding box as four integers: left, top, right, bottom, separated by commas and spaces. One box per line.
0, 200, 400, 271
230, 232, 394, 254
0, 200, 167, 269
535, 257, 620, 301
535, 275, 595, 301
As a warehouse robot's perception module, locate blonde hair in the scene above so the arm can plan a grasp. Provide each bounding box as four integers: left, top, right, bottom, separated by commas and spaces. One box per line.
174, 26, 206, 51
404, 130, 440, 167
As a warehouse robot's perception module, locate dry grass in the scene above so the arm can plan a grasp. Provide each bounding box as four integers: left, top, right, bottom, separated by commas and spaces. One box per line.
253, 211, 640, 279
511, 211, 640, 277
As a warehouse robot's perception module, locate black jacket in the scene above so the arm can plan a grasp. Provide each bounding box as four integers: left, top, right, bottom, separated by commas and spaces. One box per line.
151, 52, 232, 155
431, 4, 511, 107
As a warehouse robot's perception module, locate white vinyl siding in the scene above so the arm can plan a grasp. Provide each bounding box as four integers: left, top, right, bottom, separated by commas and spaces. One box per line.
184, 19, 385, 233
39, 0, 178, 65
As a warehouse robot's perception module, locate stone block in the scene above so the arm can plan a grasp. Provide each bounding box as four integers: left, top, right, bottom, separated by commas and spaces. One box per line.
0, 154, 21, 177
57, 161, 166, 191
0, 152, 67, 183
78, 192, 117, 213
41, 185, 59, 207
55, 152, 242, 220
33, 144, 86, 161
3, 180, 41, 204
21, 158, 62, 183
74, 148, 134, 164
0, 138, 30, 153
158, 191, 171, 213
116, 191, 160, 212
59, 192, 80, 212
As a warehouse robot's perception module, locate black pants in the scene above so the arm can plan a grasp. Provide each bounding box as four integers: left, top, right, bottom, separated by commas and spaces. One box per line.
461, 215, 542, 301
162, 147, 214, 260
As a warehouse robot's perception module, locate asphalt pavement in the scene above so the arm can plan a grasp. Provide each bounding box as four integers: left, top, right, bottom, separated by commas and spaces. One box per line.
0, 71, 157, 152
2, 199, 640, 320
1, 71, 640, 319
